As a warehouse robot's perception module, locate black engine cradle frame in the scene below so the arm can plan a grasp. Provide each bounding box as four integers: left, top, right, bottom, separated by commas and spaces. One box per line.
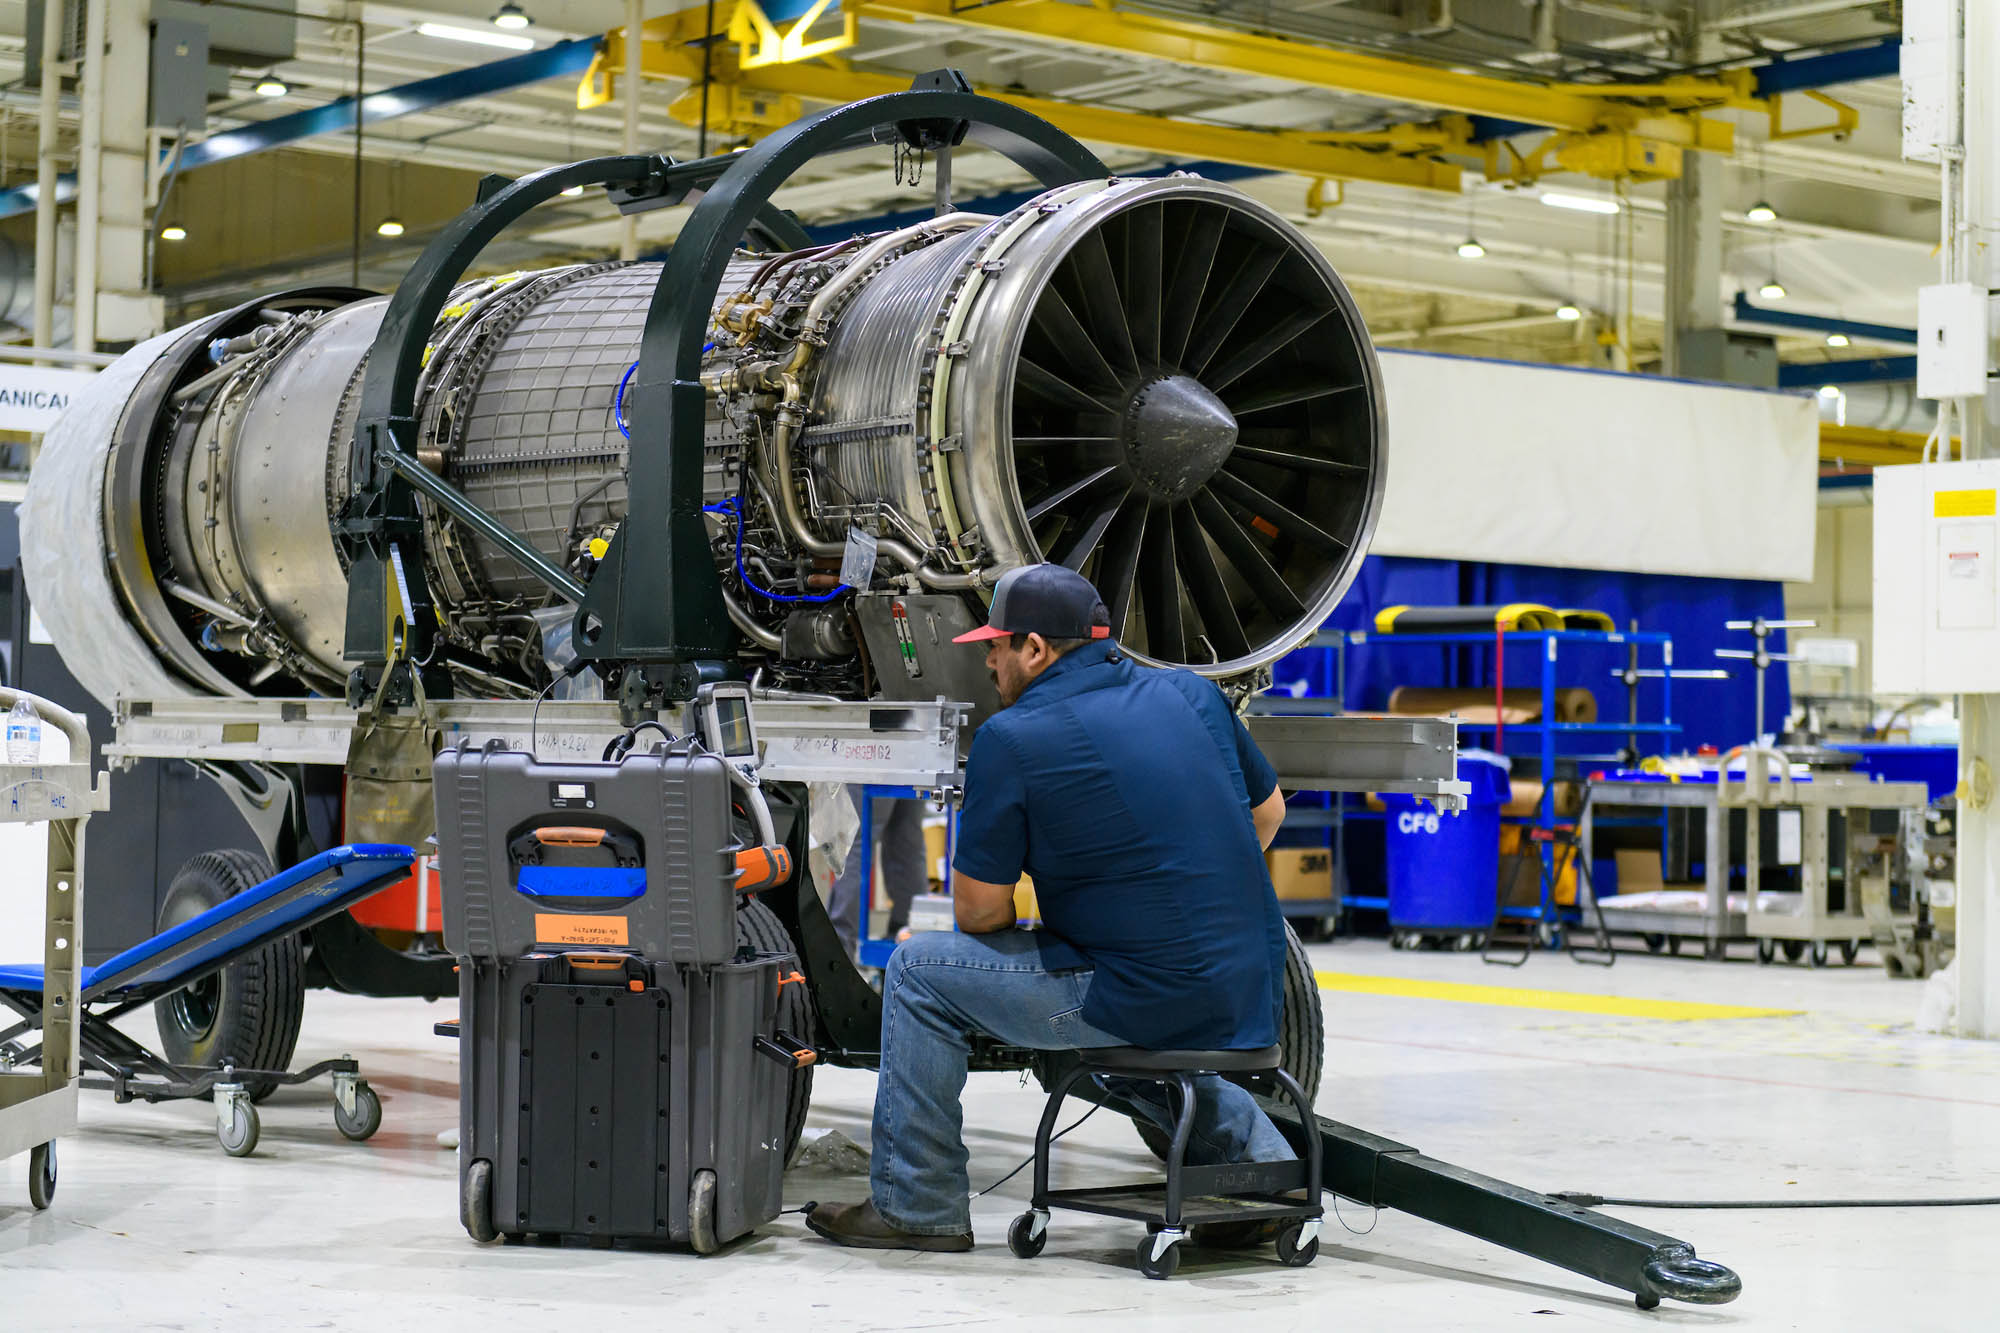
328, 70, 1742, 1311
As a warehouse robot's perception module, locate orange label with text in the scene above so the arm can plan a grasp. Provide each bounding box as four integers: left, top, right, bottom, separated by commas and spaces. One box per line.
534, 913, 630, 946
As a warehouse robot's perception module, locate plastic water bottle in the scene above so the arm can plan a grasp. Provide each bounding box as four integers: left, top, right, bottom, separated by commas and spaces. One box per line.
5, 697, 42, 765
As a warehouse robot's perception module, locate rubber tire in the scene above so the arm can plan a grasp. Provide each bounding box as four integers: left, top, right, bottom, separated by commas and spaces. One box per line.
218, 1098, 260, 1157
153, 849, 304, 1103
1136, 1235, 1180, 1280
1840, 940, 1861, 965
335, 1080, 383, 1141
1810, 942, 1829, 968
688, 1168, 719, 1255
1756, 939, 1775, 965
1644, 934, 1665, 954
462, 1158, 498, 1242
1636, 1293, 1661, 1311
736, 899, 814, 1164
1782, 940, 1806, 963
27, 1141, 54, 1210
1131, 920, 1324, 1161
1275, 1221, 1318, 1268
1008, 1212, 1048, 1259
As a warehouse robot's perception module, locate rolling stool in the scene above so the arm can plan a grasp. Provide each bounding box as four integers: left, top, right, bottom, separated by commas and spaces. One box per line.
1007, 1045, 1323, 1279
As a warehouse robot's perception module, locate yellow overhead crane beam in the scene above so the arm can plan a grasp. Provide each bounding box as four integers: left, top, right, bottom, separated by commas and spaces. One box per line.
578, 1, 1850, 193
852, 0, 1752, 134
578, 11, 1463, 192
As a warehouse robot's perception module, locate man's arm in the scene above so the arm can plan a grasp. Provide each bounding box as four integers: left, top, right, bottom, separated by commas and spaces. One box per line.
952, 869, 1019, 933
1251, 786, 1286, 850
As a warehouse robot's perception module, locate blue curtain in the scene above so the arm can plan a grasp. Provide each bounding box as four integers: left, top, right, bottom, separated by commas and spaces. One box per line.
1270, 555, 1791, 759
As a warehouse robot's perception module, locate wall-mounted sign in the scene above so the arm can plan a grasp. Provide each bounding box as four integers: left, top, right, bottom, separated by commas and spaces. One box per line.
0, 364, 94, 433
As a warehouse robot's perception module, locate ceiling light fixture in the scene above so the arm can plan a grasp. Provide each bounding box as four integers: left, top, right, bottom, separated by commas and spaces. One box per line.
1554, 303, 1582, 321
415, 21, 534, 50
1759, 278, 1787, 300
1456, 237, 1486, 260
377, 217, 406, 237
160, 223, 187, 242
1540, 191, 1620, 215
1826, 332, 1851, 348
491, 2, 532, 29
1745, 200, 1778, 223
254, 76, 288, 98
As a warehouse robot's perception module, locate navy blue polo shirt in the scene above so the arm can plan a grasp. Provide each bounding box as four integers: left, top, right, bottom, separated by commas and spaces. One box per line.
951, 639, 1286, 1050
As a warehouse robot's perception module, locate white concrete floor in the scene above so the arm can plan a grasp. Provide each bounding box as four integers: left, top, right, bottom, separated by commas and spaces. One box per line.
4, 939, 1996, 1331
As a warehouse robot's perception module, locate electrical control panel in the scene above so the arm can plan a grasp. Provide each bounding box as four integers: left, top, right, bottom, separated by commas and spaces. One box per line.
1875, 459, 2000, 692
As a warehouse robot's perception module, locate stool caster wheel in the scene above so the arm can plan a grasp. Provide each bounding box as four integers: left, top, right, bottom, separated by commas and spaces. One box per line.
1136, 1229, 1183, 1280
1007, 1210, 1049, 1259
1275, 1219, 1320, 1268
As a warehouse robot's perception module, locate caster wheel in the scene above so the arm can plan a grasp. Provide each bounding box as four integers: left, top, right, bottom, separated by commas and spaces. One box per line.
1136, 1233, 1181, 1280
502, 1232, 528, 1245
1644, 934, 1665, 954
688, 1168, 719, 1255
1667, 937, 1682, 956
334, 1079, 383, 1141
218, 1098, 261, 1158
1809, 942, 1829, 968
1840, 940, 1861, 965
1782, 940, 1805, 963
1389, 931, 1408, 950
462, 1158, 498, 1242
1275, 1221, 1319, 1268
1007, 1211, 1049, 1259
1756, 939, 1775, 965
1636, 1292, 1661, 1311
27, 1141, 55, 1210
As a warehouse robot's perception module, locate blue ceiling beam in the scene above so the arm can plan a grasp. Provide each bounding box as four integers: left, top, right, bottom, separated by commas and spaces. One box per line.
1753, 39, 1899, 96
1778, 355, 1917, 388
0, 37, 601, 220
1732, 293, 1918, 347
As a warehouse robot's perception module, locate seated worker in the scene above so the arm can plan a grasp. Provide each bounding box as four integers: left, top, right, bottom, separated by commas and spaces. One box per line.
808, 563, 1294, 1252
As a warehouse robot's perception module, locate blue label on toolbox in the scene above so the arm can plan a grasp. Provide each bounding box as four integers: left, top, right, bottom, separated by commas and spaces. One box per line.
515, 865, 648, 899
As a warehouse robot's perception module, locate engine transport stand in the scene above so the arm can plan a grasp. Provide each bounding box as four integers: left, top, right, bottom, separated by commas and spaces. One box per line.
0, 689, 109, 1209
105, 695, 1740, 1308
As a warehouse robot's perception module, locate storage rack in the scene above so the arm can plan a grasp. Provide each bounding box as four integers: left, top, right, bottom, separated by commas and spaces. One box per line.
0, 689, 108, 1210
1298, 627, 1681, 940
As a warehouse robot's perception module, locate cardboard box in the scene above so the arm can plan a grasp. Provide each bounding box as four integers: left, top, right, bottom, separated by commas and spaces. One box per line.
923, 820, 949, 890
1267, 847, 1334, 902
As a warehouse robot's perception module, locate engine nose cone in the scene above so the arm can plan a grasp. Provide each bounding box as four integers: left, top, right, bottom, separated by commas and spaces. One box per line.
1121, 373, 1239, 502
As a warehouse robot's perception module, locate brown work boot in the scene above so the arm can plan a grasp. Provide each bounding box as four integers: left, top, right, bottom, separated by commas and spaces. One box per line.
805, 1200, 973, 1252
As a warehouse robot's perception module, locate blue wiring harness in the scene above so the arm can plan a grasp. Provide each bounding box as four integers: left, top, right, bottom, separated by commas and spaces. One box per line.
613, 358, 849, 605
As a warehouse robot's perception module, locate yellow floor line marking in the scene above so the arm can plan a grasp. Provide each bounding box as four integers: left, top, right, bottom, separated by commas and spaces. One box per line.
1313, 971, 1802, 1021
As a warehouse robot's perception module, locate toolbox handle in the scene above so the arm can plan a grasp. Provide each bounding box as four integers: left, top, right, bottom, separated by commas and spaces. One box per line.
509, 824, 644, 868
733, 844, 793, 894
533, 826, 609, 846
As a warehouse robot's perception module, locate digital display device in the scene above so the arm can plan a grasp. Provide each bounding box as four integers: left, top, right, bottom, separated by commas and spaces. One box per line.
714, 695, 754, 757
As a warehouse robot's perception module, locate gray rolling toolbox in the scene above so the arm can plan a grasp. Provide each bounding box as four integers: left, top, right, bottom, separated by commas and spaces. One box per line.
437, 741, 808, 1251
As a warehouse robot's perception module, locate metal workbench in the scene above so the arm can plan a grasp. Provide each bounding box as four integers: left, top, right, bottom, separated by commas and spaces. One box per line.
0, 689, 109, 1209
1584, 752, 1930, 963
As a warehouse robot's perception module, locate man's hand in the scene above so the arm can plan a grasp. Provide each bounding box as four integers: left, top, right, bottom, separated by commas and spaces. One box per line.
1252, 787, 1286, 851
952, 869, 1020, 934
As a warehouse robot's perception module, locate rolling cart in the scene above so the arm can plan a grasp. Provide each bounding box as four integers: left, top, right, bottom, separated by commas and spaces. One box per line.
0, 689, 107, 1209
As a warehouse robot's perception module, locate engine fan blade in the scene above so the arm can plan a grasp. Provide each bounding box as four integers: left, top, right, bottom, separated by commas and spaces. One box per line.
1189, 487, 1307, 622
1171, 502, 1251, 662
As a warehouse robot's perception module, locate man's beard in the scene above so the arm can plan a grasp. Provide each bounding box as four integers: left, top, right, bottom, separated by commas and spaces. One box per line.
990, 670, 1018, 708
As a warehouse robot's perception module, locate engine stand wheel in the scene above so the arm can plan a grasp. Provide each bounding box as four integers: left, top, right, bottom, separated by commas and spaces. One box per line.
1809, 942, 1830, 968
27, 1141, 55, 1210
1755, 939, 1775, 965
1840, 940, 1861, 965
334, 1076, 383, 1141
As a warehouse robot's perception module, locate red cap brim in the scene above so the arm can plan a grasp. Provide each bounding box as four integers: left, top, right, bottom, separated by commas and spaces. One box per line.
951, 624, 1013, 643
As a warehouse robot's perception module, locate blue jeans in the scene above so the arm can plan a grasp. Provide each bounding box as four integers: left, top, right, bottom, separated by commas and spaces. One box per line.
871, 929, 1296, 1235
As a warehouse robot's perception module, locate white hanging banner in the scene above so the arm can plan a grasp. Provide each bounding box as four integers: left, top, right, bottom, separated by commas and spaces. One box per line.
1370, 350, 1819, 583
0, 364, 94, 433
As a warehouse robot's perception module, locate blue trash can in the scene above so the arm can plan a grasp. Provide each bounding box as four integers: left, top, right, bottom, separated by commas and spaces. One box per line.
1384, 752, 1512, 939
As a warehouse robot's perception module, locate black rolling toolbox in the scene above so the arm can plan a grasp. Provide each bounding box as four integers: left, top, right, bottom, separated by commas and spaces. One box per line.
436, 741, 808, 1252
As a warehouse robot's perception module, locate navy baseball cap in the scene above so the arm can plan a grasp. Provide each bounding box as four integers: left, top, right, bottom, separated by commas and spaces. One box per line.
953, 564, 1112, 643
